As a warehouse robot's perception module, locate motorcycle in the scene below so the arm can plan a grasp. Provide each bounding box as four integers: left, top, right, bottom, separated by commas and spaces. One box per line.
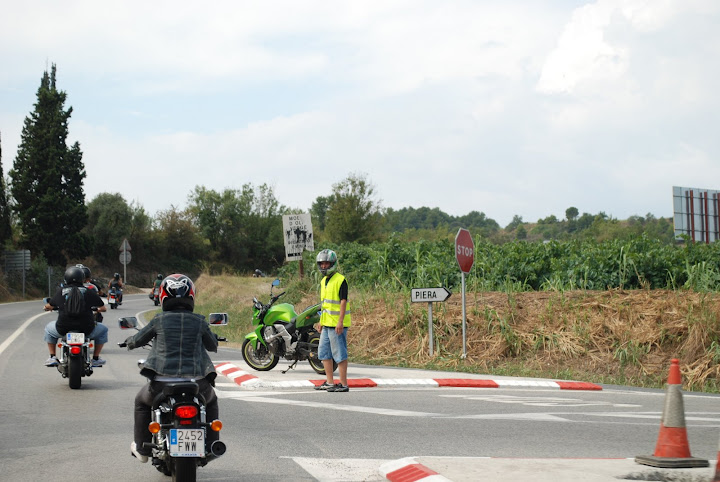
149, 287, 160, 306
242, 279, 337, 375
108, 287, 121, 309
118, 314, 229, 482
44, 298, 99, 389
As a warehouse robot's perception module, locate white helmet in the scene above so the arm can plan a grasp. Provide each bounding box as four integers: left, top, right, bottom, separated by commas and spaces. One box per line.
316, 249, 338, 276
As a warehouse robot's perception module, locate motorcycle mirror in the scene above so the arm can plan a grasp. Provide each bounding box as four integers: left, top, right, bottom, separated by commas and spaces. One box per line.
208, 313, 228, 326
271, 279, 280, 287
118, 317, 138, 329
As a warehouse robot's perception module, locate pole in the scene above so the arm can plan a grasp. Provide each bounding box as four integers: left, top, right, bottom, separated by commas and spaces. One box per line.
299, 259, 304, 279
428, 302, 434, 356
461, 271, 467, 358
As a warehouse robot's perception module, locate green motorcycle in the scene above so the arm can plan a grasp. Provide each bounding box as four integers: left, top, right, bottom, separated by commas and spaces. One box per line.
242, 279, 337, 375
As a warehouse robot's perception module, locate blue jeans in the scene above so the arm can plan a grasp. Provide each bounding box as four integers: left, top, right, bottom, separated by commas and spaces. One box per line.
44, 320, 109, 345
318, 326, 348, 363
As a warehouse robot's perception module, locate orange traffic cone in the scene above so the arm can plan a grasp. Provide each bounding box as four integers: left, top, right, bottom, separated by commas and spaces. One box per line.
714, 436, 720, 481
635, 359, 709, 468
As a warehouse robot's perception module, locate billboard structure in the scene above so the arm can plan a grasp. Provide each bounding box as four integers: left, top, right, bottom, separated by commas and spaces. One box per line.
673, 186, 720, 243
282, 213, 314, 261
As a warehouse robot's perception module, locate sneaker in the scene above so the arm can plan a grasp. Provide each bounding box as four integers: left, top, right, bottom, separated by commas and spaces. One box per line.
130, 442, 148, 463
44, 356, 58, 367
327, 383, 349, 392
92, 357, 106, 367
314, 382, 334, 391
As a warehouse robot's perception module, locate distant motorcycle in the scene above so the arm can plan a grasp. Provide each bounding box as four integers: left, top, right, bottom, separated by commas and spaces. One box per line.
242, 279, 336, 375
44, 298, 99, 389
108, 287, 121, 309
118, 314, 229, 482
148, 287, 160, 306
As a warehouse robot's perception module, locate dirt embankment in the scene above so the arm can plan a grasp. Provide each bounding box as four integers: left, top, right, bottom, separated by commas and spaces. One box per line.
338, 289, 720, 390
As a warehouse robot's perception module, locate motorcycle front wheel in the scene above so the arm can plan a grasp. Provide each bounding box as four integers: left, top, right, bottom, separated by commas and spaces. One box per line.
242, 338, 279, 371
308, 334, 338, 375
172, 457, 196, 482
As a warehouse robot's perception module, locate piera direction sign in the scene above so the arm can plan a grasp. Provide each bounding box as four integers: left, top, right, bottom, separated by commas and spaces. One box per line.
455, 228, 474, 273
410, 287, 451, 303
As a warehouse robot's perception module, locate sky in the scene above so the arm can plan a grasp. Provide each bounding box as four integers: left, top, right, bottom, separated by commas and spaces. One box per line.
1, 0, 719, 228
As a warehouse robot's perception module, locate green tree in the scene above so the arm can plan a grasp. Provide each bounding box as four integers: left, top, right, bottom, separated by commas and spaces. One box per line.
565, 206, 579, 221
10, 65, 87, 264
188, 183, 286, 271
0, 132, 12, 247
84, 193, 133, 262
325, 173, 384, 243
310, 195, 331, 231
505, 215, 524, 232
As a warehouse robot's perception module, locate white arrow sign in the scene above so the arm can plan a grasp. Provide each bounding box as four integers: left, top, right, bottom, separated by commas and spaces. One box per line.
410, 287, 451, 303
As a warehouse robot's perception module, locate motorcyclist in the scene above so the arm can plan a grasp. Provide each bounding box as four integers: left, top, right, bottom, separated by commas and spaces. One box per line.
122, 273, 220, 463
77, 264, 104, 322
43, 266, 108, 367
152, 274, 163, 293
108, 272, 124, 304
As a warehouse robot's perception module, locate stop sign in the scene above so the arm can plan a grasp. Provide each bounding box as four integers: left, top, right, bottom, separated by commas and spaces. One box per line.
455, 228, 474, 273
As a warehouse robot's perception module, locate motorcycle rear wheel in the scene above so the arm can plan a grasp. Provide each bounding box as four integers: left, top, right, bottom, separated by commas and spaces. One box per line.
171, 457, 196, 482
68, 356, 82, 389
242, 338, 279, 371
308, 334, 338, 375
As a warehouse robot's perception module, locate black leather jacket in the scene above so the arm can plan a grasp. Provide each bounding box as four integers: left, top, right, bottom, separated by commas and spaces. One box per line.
125, 310, 218, 382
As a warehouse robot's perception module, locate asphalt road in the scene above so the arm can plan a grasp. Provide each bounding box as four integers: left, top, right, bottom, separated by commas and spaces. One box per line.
2, 294, 720, 481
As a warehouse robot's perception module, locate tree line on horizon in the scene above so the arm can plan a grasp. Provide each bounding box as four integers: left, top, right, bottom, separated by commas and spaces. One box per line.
0, 65, 678, 296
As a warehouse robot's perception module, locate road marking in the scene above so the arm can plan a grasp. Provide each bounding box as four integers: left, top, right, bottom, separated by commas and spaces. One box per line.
216, 391, 443, 417
440, 394, 641, 408
0, 312, 48, 357
289, 457, 388, 481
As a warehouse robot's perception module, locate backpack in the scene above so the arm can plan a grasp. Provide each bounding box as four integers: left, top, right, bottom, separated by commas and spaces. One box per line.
64, 286, 87, 316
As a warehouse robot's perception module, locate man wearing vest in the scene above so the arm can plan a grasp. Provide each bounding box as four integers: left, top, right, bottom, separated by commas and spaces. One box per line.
314, 249, 351, 392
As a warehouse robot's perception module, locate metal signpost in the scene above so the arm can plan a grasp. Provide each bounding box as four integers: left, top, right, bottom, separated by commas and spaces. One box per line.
411, 287, 451, 356
119, 238, 131, 284
455, 228, 475, 358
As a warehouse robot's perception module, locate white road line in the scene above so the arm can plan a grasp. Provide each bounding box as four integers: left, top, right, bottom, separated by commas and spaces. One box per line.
0, 312, 49, 357
217, 392, 444, 417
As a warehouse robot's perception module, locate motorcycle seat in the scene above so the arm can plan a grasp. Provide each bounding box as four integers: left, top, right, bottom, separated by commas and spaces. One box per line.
161, 381, 199, 397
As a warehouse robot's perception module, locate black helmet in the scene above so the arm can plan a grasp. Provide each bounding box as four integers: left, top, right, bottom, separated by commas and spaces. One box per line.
157, 273, 163, 280
64, 266, 85, 286
75, 263, 91, 280
114, 273, 120, 280
159, 273, 195, 312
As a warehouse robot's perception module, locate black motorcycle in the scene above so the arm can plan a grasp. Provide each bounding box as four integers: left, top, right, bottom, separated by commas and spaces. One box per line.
118, 315, 229, 482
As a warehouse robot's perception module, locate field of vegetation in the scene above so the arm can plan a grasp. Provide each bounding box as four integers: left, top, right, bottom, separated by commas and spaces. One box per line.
193, 234, 720, 393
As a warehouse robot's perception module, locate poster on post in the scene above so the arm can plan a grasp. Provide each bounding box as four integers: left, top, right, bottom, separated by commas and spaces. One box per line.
282, 214, 314, 261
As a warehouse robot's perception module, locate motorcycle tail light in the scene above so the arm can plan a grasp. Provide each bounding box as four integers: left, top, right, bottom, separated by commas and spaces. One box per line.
148, 422, 160, 434
70, 346, 81, 355
174, 405, 198, 419
89, 342, 94, 348
57, 343, 62, 348
210, 420, 223, 432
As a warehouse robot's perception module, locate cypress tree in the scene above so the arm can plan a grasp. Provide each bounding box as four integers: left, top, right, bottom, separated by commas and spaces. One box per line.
10, 64, 88, 265
0, 132, 11, 247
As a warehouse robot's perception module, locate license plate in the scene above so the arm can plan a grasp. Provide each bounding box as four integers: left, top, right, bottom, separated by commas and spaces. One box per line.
169, 429, 205, 457
109, 297, 116, 304
66, 333, 85, 344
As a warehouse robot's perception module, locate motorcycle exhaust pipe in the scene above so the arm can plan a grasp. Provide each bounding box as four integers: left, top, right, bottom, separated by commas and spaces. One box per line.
203, 440, 226, 463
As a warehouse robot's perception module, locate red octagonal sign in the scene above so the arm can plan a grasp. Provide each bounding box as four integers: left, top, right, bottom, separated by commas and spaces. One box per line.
455, 228, 474, 273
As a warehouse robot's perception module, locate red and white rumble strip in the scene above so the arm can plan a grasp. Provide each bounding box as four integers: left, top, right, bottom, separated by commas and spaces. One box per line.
213, 363, 602, 390
380, 457, 452, 482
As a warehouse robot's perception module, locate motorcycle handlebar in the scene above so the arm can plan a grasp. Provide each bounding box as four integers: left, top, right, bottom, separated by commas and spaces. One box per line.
117, 342, 127, 348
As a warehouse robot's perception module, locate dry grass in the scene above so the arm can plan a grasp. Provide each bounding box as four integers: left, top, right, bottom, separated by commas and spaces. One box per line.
192, 273, 720, 392
349, 289, 720, 391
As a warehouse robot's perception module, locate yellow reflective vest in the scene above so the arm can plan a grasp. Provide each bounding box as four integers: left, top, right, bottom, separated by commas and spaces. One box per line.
319, 273, 351, 327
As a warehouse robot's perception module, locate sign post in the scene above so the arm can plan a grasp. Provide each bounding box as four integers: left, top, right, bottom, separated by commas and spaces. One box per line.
282, 214, 314, 278
119, 238, 131, 284
411, 287, 451, 356
455, 228, 475, 358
